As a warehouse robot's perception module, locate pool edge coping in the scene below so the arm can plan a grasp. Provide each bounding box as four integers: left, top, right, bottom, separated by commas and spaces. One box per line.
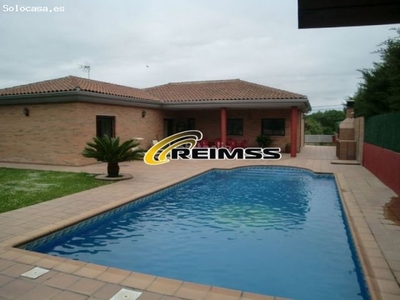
334, 172, 382, 300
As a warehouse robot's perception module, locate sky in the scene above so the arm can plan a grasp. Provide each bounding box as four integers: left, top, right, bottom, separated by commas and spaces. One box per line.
0, 0, 396, 112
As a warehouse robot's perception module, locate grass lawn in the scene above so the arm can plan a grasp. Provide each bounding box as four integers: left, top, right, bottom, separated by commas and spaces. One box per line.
0, 168, 112, 213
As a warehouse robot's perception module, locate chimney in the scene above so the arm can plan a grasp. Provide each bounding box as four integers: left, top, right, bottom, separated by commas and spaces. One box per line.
346, 100, 355, 118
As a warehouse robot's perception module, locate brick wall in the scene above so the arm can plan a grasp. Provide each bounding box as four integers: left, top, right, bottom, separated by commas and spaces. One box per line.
76, 103, 164, 150
0, 104, 303, 166
363, 143, 400, 196
0, 102, 164, 166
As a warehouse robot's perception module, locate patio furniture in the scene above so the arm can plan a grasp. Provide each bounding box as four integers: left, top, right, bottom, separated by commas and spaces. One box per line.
237, 139, 247, 148
198, 139, 209, 148
214, 138, 222, 148
227, 139, 237, 150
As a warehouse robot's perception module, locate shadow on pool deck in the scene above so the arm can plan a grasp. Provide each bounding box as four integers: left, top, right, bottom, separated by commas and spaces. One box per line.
0, 146, 399, 300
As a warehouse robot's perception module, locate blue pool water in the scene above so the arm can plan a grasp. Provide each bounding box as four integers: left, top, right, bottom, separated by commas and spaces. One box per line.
23, 167, 369, 300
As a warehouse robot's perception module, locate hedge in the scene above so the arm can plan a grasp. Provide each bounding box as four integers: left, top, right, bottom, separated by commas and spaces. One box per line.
365, 113, 400, 153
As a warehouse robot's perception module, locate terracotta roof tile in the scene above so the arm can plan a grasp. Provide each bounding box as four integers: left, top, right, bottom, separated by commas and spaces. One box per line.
144, 79, 307, 102
0, 76, 159, 101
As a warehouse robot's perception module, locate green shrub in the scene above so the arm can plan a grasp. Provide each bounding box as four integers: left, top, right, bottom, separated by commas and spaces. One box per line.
256, 134, 272, 147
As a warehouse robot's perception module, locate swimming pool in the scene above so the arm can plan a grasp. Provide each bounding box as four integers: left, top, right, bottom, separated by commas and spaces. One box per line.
22, 166, 369, 300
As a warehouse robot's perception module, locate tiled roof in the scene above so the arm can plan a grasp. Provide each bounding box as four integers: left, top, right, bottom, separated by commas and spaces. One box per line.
144, 79, 307, 102
0, 76, 159, 101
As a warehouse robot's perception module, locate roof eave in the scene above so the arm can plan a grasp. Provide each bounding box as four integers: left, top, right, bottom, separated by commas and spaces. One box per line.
0, 91, 162, 108
162, 99, 311, 113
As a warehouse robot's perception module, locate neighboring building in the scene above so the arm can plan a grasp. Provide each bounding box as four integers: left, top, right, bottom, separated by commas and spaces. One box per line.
0, 76, 310, 166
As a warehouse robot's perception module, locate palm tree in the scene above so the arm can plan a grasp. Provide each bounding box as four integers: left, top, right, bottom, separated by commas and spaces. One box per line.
82, 135, 145, 177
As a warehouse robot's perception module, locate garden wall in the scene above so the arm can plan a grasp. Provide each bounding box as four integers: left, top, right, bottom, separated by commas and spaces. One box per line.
363, 113, 400, 195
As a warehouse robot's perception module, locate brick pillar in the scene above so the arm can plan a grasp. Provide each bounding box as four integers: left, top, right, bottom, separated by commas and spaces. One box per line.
291, 106, 298, 157
221, 107, 227, 147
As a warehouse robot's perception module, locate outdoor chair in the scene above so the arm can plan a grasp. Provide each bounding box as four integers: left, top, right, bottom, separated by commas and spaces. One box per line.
198, 139, 209, 148
214, 138, 222, 148
227, 139, 237, 150
237, 139, 247, 148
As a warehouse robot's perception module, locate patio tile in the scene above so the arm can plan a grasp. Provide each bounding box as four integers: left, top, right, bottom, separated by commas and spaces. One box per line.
51, 212, 73, 219
22, 269, 59, 283
35, 256, 66, 269
52, 260, 85, 273
67, 277, 106, 296
0, 250, 25, 261
137, 291, 163, 300
43, 272, 80, 289
92, 283, 125, 299
18, 220, 48, 230
1, 226, 29, 235
18, 284, 60, 300
74, 263, 108, 279
96, 267, 131, 284
146, 277, 183, 296
389, 261, 400, 272
364, 248, 384, 258
15, 253, 44, 264
0, 274, 14, 288
204, 291, 241, 300
38, 216, 66, 224
122, 273, 156, 290
380, 292, 400, 300
0, 259, 14, 272
174, 282, 211, 300
394, 271, 400, 282
375, 279, 400, 295
0, 218, 30, 227
383, 251, 400, 261
0, 278, 36, 299
369, 257, 391, 269
49, 290, 89, 300
373, 268, 397, 281
204, 286, 242, 300
0, 262, 32, 277
361, 240, 380, 249
160, 296, 182, 300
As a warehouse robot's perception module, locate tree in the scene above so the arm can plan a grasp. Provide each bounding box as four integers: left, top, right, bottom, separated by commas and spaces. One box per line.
82, 135, 145, 177
305, 110, 345, 135
351, 28, 400, 118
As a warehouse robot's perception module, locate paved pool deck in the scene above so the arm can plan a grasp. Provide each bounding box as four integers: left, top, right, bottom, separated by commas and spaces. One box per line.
0, 146, 399, 300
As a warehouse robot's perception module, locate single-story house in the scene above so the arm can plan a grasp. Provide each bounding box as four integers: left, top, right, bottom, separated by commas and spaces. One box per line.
0, 76, 311, 166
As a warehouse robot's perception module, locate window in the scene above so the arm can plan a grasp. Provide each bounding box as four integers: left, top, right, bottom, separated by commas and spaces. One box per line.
96, 116, 115, 137
187, 118, 196, 130
227, 118, 243, 135
262, 118, 285, 136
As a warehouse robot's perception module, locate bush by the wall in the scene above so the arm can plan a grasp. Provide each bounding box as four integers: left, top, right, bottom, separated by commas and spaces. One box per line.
365, 113, 400, 153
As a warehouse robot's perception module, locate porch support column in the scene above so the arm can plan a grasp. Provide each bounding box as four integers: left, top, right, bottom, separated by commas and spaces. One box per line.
221, 107, 227, 147
291, 106, 298, 157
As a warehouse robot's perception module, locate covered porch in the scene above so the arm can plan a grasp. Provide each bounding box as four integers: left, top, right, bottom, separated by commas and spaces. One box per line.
162, 105, 305, 157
